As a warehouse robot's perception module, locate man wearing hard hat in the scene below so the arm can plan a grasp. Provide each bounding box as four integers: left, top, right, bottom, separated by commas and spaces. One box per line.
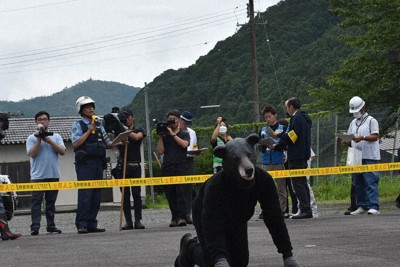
71, 96, 116, 234
339, 96, 381, 215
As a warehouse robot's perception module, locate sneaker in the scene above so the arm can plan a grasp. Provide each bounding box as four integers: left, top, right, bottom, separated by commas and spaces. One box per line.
31, 229, 39, 236
170, 220, 178, 227
177, 218, 187, 227
367, 209, 380, 215
47, 227, 62, 234
134, 221, 145, 229
121, 223, 134, 230
350, 207, 367, 215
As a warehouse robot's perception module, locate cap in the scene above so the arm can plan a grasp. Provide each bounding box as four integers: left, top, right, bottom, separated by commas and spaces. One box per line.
180, 111, 193, 123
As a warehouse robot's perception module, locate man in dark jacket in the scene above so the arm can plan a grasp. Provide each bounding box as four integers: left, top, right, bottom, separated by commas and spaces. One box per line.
275, 97, 313, 219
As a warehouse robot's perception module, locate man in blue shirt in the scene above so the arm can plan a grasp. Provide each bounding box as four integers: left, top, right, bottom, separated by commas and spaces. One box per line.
258, 105, 288, 219
26, 111, 66, 235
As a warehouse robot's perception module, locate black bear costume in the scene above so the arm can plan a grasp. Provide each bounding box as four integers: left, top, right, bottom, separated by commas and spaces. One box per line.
175, 134, 300, 267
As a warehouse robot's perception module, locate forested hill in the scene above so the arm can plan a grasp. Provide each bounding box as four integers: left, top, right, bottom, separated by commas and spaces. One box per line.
0, 79, 140, 117
127, 0, 352, 126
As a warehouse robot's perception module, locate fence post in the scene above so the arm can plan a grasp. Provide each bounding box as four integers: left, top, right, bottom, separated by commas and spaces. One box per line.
334, 114, 338, 186
390, 119, 398, 180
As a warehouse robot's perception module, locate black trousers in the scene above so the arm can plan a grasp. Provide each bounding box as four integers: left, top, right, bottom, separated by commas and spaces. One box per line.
288, 159, 311, 214
31, 178, 59, 231
162, 163, 193, 221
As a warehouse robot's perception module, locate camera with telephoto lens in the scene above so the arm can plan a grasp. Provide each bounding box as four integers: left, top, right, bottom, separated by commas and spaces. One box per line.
34, 124, 54, 139
156, 120, 175, 134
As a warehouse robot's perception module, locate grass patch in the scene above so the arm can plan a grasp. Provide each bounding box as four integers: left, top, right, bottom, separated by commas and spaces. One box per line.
143, 175, 400, 209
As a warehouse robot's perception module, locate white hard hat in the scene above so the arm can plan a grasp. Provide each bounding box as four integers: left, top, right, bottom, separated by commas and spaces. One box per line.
76, 96, 95, 113
349, 96, 365, 113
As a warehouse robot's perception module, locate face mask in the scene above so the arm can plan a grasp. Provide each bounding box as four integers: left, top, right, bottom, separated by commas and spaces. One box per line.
353, 112, 362, 119
219, 125, 227, 134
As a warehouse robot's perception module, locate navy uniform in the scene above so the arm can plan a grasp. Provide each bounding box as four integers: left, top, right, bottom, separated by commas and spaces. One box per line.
71, 117, 110, 233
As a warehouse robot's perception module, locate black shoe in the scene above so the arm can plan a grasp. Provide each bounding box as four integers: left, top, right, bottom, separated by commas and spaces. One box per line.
174, 233, 195, 267
185, 217, 193, 224
88, 227, 106, 233
344, 207, 356, 215
122, 223, 134, 230
31, 229, 39, 236
77, 228, 89, 234
47, 227, 62, 234
291, 213, 313, 219
134, 221, 145, 229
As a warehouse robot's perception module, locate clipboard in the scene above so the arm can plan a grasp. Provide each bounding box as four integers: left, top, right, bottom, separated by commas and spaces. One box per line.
187, 148, 208, 155
336, 133, 355, 142
265, 126, 275, 136
259, 137, 276, 147
111, 130, 132, 145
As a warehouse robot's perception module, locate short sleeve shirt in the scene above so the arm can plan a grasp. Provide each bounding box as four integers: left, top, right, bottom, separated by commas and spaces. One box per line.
26, 133, 65, 180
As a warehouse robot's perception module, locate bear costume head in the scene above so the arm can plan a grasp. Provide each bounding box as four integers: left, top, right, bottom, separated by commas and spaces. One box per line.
213, 133, 260, 188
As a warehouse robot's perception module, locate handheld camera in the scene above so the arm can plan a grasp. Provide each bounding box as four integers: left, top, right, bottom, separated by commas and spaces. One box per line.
156, 120, 175, 135
34, 124, 54, 139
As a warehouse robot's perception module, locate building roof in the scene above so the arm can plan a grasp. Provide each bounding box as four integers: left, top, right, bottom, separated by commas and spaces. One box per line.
1, 116, 81, 145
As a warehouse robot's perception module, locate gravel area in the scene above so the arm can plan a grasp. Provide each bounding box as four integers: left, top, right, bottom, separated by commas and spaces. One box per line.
9, 201, 398, 235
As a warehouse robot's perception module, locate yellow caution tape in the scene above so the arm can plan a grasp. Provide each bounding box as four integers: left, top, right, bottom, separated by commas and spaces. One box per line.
1, 162, 400, 192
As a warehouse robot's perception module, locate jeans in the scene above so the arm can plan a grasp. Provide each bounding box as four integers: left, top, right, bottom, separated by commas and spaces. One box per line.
75, 158, 104, 230
30, 179, 59, 231
353, 159, 380, 210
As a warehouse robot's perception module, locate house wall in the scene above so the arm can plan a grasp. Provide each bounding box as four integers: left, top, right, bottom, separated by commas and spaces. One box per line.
1, 143, 146, 208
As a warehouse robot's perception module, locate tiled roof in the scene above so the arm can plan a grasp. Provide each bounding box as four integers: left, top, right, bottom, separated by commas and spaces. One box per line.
1, 116, 81, 145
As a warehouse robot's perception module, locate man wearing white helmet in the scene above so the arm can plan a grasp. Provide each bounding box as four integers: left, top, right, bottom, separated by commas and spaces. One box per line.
70, 96, 115, 234
338, 96, 381, 215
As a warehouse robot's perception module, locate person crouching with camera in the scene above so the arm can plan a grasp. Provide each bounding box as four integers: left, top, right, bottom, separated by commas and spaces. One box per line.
26, 111, 66, 235
157, 110, 191, 227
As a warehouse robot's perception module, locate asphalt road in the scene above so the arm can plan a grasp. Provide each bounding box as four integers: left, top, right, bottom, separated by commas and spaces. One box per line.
2, 204, 399, 266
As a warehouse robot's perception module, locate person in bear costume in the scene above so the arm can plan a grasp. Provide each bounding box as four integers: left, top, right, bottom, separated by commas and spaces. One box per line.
174, 134, 300, 267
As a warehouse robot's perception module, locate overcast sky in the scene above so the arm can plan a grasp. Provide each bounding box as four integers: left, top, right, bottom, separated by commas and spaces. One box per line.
0, 0, 280, 102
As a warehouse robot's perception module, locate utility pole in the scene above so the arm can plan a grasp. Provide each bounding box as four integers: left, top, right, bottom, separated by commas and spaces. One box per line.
144, 82, 155, 203
248, 0, 260, 123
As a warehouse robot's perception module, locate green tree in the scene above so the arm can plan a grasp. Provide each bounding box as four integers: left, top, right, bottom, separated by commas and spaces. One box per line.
308, 0, 400, 133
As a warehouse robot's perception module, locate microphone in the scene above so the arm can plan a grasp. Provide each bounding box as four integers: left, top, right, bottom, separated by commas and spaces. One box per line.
37, 124, 45, 132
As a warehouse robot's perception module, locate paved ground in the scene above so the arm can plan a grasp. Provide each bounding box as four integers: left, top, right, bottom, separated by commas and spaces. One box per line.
2, 203, 399, 266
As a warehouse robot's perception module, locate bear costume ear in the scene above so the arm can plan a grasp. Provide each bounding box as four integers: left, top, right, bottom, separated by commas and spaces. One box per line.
214, 145, 227, 158
246, 133, 260, 147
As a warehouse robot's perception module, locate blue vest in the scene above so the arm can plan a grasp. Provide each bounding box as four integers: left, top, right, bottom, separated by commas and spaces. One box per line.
74, 120, 106, 162
261, 124, 285, 164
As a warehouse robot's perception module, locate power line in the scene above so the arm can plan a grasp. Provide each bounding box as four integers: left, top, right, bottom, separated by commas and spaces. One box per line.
0, 0, 80, 13
0, 6, 247, 60
0, 11, 248, 70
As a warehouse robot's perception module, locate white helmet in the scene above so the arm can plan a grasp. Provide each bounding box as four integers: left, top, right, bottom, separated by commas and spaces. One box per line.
349, 96, 365, 113
76, 96, 95, 113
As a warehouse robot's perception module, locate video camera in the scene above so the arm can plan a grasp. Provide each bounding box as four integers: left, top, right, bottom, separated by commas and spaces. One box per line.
91, 115, 103, 134
34, 124, 54, 139
154, 119, 175, 135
